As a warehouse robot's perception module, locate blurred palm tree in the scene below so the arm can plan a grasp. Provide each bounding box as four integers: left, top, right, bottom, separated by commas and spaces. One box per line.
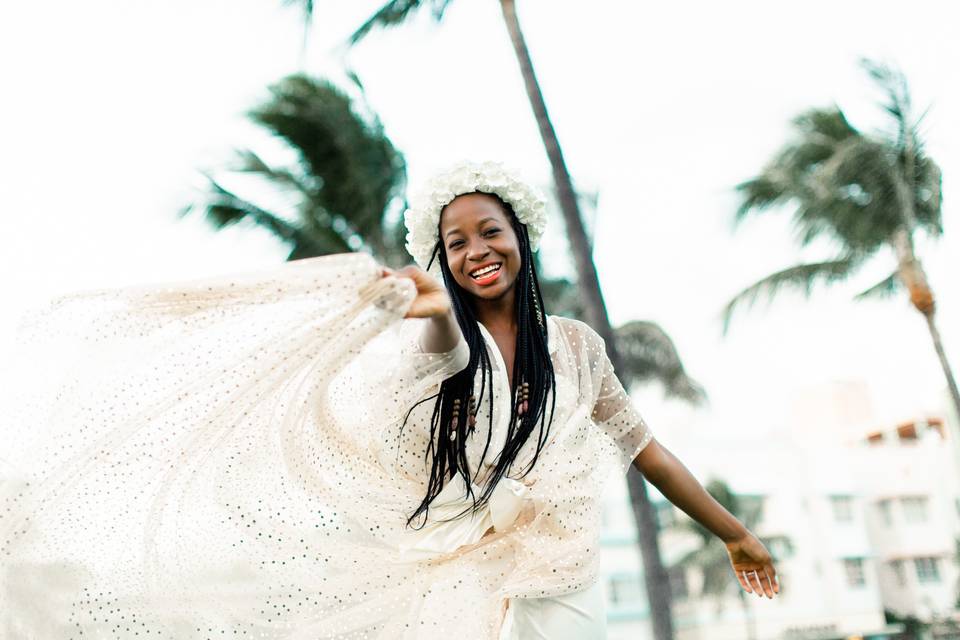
282, 2, 688, 634
674, 480, 789, 640
183, 71, 703, 410
180, 73, 410, 265
724, 59, 958, 429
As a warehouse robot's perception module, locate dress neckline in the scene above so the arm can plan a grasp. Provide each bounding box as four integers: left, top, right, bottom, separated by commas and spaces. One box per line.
475, 321, 507, 373
477, 315, 558, 360
474, 315, 558, 374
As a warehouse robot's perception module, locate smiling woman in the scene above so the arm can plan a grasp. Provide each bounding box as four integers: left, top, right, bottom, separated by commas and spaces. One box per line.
0, 161, 777, 640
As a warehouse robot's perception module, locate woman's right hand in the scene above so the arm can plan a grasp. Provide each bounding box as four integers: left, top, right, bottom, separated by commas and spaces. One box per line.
381, 265, 451, 319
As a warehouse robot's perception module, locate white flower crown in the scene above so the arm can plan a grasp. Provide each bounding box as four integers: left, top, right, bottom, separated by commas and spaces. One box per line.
403, 161, 548, 277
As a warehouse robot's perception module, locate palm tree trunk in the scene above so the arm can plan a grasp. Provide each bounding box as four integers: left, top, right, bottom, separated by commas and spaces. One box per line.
497, 1, 674, 637
626, 469, 675, 639
891, 145, 960, 465
894, 231, 960, 461
922, 314, 960, 449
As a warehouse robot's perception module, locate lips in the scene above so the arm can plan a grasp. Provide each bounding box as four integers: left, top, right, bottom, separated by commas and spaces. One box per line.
469, 262, 502, 285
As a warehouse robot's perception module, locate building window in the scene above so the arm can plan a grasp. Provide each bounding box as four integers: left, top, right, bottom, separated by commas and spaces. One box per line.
914, 557, 941, 583
890, 560, 907, 587
843, 558, 866, 587
607, 573, 643, 607
830, 495, 854, 523
876, 499, 893, 526
667, 565, 688, 600
901, 496, 928, 523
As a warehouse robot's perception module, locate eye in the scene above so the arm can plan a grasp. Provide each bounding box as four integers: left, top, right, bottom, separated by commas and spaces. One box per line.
483, 228, 500, 237
448, 240, 464, 249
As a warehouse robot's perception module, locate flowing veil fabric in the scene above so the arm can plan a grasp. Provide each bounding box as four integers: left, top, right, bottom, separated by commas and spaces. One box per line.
0, 253, 508, 637
0, 251, 654, 639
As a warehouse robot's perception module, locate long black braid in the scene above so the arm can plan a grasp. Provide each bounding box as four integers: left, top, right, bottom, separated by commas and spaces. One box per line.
400, 192, 557, 530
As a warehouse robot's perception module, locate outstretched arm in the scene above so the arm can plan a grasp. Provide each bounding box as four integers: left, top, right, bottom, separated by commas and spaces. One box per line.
379, 265, 464, 354
573, 317, 780, 599
633, 439, 781, 599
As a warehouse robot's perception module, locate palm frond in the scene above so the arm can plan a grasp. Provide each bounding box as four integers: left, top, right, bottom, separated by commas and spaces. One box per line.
182, 174, 297, 239
734, 107, 857, 225
241, 73, 407, 262
854, 271, 901, 300
675, 539, 726, 567
281, 0, 314, 25
672, 480, 776, 601
231, 149, 314, 197
614, 320, 706, 405
182, 173, 353, 256
791, 105, 860, 143
860, 59, 911, 141
348, 0, 453, 45
733, 89, 944, 262
858, 59, 945, 238
720, 257, 861, 336
910, 148, 944, 237
733, 173, 793, 223
537, 272, 586, 320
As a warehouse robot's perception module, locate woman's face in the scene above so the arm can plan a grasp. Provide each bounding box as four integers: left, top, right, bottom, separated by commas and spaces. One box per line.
438, 193, 522, 301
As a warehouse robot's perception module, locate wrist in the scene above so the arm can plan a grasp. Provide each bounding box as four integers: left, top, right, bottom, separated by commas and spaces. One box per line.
721, 523, 750, 545
420, 306, 462, 353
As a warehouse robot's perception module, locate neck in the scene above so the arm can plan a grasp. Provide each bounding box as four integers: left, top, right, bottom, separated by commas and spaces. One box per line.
471, 287, 517, 334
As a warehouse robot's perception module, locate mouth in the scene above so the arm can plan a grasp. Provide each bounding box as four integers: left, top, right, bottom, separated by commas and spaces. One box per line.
468, 262, 502, 285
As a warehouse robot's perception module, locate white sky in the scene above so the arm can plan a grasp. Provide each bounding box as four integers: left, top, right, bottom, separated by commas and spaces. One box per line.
1, 0, 959, 458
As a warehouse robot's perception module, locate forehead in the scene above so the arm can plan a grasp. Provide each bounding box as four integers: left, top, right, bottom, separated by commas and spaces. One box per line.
439, 193, 509, 233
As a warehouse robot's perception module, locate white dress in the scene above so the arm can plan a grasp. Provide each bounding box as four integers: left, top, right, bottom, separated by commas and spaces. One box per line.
0, 252, 653, 639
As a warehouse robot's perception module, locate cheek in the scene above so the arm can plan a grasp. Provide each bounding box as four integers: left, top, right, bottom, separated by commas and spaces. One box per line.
499, 238, 522, 266
445, 253, 466, 280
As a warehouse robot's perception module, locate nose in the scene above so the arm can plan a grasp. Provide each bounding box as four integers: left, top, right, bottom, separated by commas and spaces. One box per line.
465, 236, 490, 263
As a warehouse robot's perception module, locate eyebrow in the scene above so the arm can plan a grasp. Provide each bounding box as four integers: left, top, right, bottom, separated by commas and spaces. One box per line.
444, 217, 499, 238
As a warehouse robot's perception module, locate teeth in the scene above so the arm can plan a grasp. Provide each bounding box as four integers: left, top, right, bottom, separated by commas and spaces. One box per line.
470, 264, 501, 278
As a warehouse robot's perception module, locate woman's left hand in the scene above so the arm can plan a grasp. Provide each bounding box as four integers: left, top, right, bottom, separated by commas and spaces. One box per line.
725, 532, 780, 599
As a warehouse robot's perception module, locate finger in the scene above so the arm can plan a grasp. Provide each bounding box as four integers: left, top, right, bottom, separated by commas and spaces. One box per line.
765, 566, 780, 593
747, 570, 764, 598
396, 265, 420, 278
738, 570, 753, 594
758, 568, 774, 598
761, 567, 777, 597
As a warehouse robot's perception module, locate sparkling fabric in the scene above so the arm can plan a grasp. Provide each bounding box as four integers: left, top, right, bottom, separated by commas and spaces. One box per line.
0, 252, 653, 639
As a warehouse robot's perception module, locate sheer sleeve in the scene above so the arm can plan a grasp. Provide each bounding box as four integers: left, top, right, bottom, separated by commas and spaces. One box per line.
401, 318, 471, 385
331, 315, 469, 437
557, 317, 654, 472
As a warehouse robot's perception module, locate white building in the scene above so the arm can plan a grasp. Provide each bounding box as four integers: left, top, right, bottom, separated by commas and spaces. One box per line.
599, 380, 960, 640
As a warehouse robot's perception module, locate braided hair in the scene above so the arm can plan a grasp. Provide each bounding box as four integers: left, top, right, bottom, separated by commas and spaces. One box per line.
400, 192, 557, 530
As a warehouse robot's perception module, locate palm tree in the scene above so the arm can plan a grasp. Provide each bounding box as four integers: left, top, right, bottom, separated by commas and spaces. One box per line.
183, 70, 705, 420
180, 73, 410, 265
284, 2, 684, 635
723, 59, 959, 445
674, 480, 788, 640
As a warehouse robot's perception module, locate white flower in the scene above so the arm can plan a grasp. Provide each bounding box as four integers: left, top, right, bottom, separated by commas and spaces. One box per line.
403, 161, 548, 276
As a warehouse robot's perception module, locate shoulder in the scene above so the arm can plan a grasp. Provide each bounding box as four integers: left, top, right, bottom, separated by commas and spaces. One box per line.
547, 315, 605, 348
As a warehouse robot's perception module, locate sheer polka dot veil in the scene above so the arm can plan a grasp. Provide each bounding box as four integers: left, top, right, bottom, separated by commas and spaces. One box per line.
0, 252, 652, 638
